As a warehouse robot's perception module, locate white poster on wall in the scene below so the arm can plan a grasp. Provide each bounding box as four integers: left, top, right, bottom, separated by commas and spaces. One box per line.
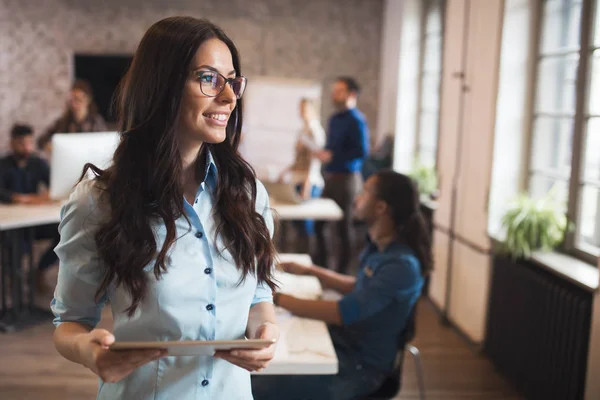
240, 76, 322, 181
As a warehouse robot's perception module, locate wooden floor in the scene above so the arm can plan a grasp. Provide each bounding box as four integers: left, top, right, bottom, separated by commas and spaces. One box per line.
0, 293, 522, 400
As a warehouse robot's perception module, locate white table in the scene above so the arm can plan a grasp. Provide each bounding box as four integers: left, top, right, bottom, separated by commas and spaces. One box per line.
0, 202, 63, 230
255, 253, 339, 375
0, 198, 344, 227
0, 202, 63, 332
270, 198, 343, 221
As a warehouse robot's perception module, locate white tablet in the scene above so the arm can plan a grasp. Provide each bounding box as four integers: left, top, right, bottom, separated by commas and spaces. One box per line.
109, 339, 276, 356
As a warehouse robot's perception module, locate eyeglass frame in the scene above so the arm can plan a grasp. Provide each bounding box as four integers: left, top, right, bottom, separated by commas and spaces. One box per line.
193, 70, 248, 99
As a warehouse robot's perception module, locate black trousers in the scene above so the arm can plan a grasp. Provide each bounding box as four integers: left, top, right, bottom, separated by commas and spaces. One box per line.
314, 173, 362, 273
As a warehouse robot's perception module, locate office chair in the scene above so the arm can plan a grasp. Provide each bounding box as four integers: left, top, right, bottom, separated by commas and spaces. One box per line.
363, 307, 425, 400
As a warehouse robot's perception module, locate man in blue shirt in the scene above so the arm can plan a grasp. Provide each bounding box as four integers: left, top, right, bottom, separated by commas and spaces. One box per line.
252, 171, 432, 400
0, 124, 59, 291
314, 77, 370, 274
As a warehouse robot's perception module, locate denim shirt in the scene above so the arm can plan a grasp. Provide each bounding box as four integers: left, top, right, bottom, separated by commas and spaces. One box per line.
336, 240, 424, 372
51, 152, 274, 400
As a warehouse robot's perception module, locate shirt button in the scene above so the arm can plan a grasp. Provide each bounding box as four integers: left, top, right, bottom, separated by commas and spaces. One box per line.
201, 379, 209, 387
195, 231, 203, 239
204, 268, 212, 274
206, 304, 214, 311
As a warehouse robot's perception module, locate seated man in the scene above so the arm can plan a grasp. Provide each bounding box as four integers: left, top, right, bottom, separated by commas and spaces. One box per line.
0, 124, 59, 291
251, 170, 432, 400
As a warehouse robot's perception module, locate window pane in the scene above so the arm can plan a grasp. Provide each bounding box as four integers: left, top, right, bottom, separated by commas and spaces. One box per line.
529, 174, 569, 210
419, 112, 439, 150
576, 185, 600, 255
582, 118, 600, 182
417, 148, 436, 169
530, 116, 574, 177
541, 0, 582, 53
423, 35, 442, 73
425, 0, 443, 35
535, 54, 579, 114
420, 74, 441, 111
594, 0, 600, 46
588, 50, 600, 114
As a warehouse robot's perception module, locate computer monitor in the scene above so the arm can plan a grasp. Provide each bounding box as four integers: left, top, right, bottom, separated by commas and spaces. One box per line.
49, 132, 120, 200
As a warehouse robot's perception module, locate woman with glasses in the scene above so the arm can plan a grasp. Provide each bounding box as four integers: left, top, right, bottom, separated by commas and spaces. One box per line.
50, 17, 279, 400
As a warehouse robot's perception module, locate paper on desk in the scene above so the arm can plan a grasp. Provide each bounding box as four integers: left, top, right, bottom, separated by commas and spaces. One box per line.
273, 270, 322, 300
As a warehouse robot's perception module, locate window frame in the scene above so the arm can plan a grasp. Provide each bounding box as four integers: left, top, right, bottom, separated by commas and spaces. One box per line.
415, 0, 445, 169
527, 0, 598, 265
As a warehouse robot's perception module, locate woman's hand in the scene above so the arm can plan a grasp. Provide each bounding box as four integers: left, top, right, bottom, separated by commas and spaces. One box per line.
214, 322, 279, 372
76, 329, 167, 383
279, 261, 311, 276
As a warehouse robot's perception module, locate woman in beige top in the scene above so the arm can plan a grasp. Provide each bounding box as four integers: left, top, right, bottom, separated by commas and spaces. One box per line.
280, 98, 325, 198
278, 98, 326, 249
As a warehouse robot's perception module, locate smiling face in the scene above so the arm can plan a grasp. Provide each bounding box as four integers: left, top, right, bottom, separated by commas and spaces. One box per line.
177, 38, 237, 145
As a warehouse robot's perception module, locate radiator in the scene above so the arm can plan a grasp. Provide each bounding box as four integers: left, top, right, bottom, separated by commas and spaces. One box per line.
485, 256, 593, 400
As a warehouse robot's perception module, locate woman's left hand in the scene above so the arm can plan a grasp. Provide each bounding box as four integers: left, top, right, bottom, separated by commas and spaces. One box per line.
214, 322, 279, 372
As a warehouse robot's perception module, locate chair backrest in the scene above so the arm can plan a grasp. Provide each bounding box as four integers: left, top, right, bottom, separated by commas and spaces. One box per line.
396, 304, 417, 349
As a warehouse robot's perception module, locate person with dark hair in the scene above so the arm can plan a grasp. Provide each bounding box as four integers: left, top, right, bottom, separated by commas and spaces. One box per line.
313, 76, 370, 274
51, 16, 279, 400
0, 124, 59, 291
37, 79, 108, 151
252, 170, 431, 400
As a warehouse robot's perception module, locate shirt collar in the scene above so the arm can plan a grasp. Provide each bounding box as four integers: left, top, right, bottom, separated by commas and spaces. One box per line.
201, 149, 218, 193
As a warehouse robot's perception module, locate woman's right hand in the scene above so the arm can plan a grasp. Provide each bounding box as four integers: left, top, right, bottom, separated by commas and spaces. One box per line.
77, 329, 167, 383
279, 261, 311, 276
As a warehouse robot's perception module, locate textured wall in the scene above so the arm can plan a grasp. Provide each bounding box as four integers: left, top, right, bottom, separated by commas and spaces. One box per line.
0, 0, 383, 152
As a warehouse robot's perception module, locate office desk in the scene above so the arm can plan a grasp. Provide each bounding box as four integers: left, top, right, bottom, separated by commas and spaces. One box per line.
0, 202, 63, 332
255, 253, 339, 375
270, 198, 343, 221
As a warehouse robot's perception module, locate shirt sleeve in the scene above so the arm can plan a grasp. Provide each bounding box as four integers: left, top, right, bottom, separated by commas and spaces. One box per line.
0, 160, 13, 203
338, 257, 421, 325
50, 180, 108, 328
251, 180, 275, 306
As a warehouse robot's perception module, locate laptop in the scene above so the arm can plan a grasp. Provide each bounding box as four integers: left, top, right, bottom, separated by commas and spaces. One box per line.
49, 132, 120, 200
263, 181, 304, 204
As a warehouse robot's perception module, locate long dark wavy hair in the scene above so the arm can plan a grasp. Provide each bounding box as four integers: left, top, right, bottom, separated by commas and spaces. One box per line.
373, 170, 433, 276
83, 17, 277, 315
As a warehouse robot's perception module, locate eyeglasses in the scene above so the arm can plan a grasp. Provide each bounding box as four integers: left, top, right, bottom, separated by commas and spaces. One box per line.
195, 71, 247, 99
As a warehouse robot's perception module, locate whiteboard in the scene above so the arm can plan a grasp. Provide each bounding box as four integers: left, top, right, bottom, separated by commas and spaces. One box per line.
240, 77, 323, 180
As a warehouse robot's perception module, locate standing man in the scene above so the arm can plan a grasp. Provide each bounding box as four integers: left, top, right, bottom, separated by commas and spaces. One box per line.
314, 77, 370, 273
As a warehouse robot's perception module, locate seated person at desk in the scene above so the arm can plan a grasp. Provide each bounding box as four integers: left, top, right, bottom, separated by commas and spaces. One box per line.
252, 170, 432, 400
37, 79, 107, 152
0, 124, 59, 291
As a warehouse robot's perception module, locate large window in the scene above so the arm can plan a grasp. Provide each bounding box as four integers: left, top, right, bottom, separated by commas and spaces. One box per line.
416, 0, 444, 169
530, 0, 600, 260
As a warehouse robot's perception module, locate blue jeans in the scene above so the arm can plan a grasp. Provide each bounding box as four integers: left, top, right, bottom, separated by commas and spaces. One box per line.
292, 184, 323, 236
251, 329, 386, 400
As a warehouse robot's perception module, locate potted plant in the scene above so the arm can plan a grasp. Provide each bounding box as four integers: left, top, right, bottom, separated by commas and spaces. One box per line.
500, 188, 568, 259
408, 162, 438, 199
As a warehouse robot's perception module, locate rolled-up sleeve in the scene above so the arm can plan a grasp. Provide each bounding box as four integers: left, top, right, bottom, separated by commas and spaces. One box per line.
251, 180, 275, 306
338, 258, 421, 325
50, 181, 107, 328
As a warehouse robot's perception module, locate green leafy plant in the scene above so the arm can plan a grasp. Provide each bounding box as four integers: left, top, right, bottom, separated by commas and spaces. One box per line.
500, 188, 568, 259
408, 163, 438, 197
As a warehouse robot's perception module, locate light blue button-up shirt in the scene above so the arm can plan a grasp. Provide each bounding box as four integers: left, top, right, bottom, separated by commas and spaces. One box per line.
51, 152, 274, 400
